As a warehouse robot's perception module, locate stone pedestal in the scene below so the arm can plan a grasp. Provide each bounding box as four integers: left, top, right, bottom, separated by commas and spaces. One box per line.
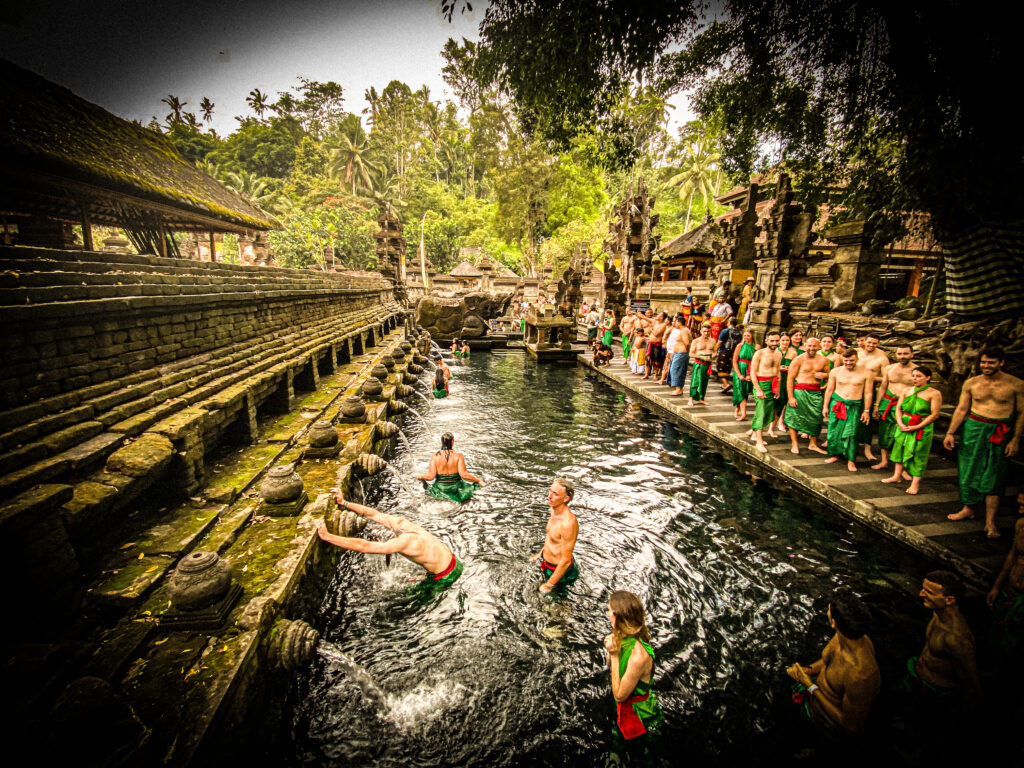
826, 220, 883, 309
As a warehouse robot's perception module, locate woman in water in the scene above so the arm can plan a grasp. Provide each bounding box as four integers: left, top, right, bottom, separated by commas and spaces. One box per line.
460, 340, 471, 357
433, 367, 449, 398
417, 432, 483, 502
451, 339, 461, 358
604, 590, 662, 743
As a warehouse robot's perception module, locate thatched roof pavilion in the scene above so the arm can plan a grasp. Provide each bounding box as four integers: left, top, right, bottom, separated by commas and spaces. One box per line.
0, 59, 278, 256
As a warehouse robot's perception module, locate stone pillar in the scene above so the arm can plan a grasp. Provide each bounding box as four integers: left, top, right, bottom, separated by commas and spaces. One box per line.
826, 220, 884, 309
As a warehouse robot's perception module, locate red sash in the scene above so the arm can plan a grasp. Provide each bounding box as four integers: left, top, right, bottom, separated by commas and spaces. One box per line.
967, 412, 1011, 445
832, 400, 848, 420
795, 383, 822, 391
754, 374, 780, 397
906, 414, 926, 441
879, 391, 897, 420
432, 554, 457, 581
617, 693, 650, 739
694, 358, 711, 367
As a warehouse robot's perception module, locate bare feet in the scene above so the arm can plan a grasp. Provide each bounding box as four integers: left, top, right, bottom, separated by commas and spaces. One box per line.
824, 456, 840, 464
947, 508, 974, 521
790, 446, 800, 455
881, 475, 901, 484
863, 449, 877, 462
755, 442, 768, 453
847, 461, 857, 472
906, 486, 919, 494
986, 527, 1001, 539
668, 389, 683, 397
870, 460, 888, 470
686, 399, 696, 407
809, 444, 828, 455
901, 471, 912, 481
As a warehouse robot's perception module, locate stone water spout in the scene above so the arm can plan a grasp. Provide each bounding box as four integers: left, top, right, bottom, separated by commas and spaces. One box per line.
356, 452, 387, 476
269, 618, 321, 671
402, 371, 417, 385
395, 383, 414, 399
389, 400, 410, 415
376, 420, 400, 439
407, 362, 423, 375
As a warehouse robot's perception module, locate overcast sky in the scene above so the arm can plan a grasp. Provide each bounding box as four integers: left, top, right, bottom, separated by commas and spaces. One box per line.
1, 0, 692, 136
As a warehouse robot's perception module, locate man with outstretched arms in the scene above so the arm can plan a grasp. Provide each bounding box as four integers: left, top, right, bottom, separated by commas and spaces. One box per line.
687, 322, 716, 407
904, 571, 982, 713
871, 344, 916, 470
822, 348, 874, 471
531, 477, 580, 593
855, 334, 890, 462
784, 337, 830, 454
747, 331, 781, 453
317, 493, 463, 592
944, 347, 1024, 538
786, 589, 881, 735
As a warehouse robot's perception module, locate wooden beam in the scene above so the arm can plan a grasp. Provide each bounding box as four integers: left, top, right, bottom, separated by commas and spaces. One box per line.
209, 231, 216, 263
79, 200, 93, 251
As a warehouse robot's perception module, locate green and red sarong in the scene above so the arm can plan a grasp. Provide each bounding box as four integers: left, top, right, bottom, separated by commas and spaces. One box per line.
409, 554, 464, 600
784, 383, 824, 436
957, 412, 1014, 504
826, 393, 864, 462
890, 387, 934, 477
690, 356, 712, 400
426, 472, 478, 503
774, 355, 796, 418
732, 342, 755, 406
616, 637, 662, 739
876, 388, 899, 452
539, 557, 579, 587
750, 377, 776, 431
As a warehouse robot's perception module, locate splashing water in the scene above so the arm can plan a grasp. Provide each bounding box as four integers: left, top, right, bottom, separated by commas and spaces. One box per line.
317, 642, 388, 711
396, 428, 413, 453
384, 463, 418, 502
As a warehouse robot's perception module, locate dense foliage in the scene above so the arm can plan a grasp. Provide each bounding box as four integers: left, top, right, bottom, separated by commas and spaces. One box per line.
158, 48, 730, 274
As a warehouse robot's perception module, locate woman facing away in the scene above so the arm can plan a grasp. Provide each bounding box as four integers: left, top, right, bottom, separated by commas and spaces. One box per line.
417, 432, 483, 503
604, 590, 662, 744
432, 367, 449, 398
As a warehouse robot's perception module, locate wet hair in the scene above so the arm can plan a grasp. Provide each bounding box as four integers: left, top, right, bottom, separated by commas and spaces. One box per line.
554, 476, 575, 500
979, 347, 1005, 362
434, 367, 446, 389
610, 590, 652, 645
913, 365, 933, 379
925, 570, 964, 604
440, 432, 454, 451
842, 348, 858, 359
829, 589, 872, 640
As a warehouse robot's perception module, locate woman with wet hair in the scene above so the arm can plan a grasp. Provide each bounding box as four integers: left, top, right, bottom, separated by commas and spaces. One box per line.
433, 367, 449, 398
417, 432, 483, 502
604, 590, 662, 743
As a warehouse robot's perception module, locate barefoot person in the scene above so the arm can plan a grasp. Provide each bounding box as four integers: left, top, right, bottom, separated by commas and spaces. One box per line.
987, 517, 1024, 658
731, 329, 757, 421
785, 337, 830, 454
786, 589, 881, 735
856, 335, 889, 462
822, 349, 873, 471
619, 308, 636, 363
773, 333, 797, 437
644, 312, 669, 380
944, 347, 1024, 538
687, 323, 715, 407
883, 366, 942, 494
417, 432, 483, 503
872, 344, 916, 470
604, 590, 662, 741
901, 571, 982, 713
317, 495, 463, 594
530, 477, 579, 593
664, 314, 692, 395
747, 331, 781, 453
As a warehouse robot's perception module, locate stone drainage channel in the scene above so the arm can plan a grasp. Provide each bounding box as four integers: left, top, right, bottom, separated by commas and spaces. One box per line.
66, 326, 434, 767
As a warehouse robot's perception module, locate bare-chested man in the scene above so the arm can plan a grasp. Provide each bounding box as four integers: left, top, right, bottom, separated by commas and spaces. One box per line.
855, 334, 889, 462
687, 323, 716, 407
645, 311, 671, 380
944, 347, 1024, 538
746, 331, 781, 453
786, 589, 881, 735
785, 337, 830, 454
822, 348, 874, 471
905, 571, 981, 712
619, 308, 636, 364
530, 477, 580, 593
987, 517, 1024, 657
317, 494, 463, 592
871, 344, 916, 470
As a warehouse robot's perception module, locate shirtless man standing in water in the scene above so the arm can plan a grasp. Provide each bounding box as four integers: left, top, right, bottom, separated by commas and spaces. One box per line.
531, 477, 580, 593
786, 589, 881, 735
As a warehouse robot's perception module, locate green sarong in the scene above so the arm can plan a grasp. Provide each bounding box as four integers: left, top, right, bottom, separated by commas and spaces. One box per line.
617, 637, 662, 737
427, 472, 478, 503
991, 587, 1024, 658
826, 393, 863, 462
958, 412, 1013, 504
750, 378, 775, 431
409, 555, 463, 600
897, 656, 958, 703
732, 342, 755, 406
602, 328, 614, 346
520, 318, 525, 333
774, 356, 796, 418
791, 677, 839, 736
784, 386, 824, 435
622, 335, 632, 360
876, 388, 899, 451
540, 557, 580, 588
890, 386, 934, 477
433, 387, 448, 399
690, 358, 711, 400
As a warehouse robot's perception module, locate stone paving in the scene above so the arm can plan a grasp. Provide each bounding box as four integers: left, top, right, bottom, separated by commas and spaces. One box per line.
581, 356, 1020, 588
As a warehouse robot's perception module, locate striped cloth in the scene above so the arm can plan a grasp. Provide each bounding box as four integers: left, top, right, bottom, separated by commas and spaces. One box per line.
945, 222, 1024, 316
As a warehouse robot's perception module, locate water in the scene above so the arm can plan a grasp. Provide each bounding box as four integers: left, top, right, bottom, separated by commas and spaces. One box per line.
396, 428, 413, 453
276, 353, 958, 766
384, 462, 419, 503
410, 389, 432, 405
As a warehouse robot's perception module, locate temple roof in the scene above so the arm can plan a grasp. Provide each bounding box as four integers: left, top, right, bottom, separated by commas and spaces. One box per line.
0, 58, 279, 233
660, 219, 720, 257
449, 259, 483, 277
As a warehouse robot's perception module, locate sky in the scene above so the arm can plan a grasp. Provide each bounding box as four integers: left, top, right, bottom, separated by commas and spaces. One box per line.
0, 0, 693, 136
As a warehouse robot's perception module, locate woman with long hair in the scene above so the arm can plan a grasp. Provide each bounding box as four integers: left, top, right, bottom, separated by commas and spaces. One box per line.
417, 433, 483, 502
604, 590, 662, 742
433, 366, 449, 398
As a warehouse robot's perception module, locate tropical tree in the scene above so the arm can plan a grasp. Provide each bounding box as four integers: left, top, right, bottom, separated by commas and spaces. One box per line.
222, 169, 278, 210
199, 97, 215, 124
325, 114, 378, 196
363, 86, 381, 126
161, 95, 187, 125
246, 88, 270, 118
667, 132, 722, 232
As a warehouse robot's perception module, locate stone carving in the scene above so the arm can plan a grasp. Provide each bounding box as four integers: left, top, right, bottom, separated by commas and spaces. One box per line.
167, 550, 232, 611
415, 291, 513, 340
371, 364, 389, 380
356, 452, 386, 476
268, 618, 321, 671
395, 383, 413, 398
375, 203, 408, 305
360, 376, 383, 401
389, 400, 409, 414
338, 395, 366, 423
308, 421, 339, 448
376, 420, 400, 439
259, 464, 308, 515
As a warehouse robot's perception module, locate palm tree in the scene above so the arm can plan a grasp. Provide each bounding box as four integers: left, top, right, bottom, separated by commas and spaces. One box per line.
326, 115, 379, 196
667, 136, 722, 232
222, 170, 278, 209
363, 87, 381, 126
182, 112, 199, 130
161, 95, 187, 124
367, 168, 398, 204
246, 88, 270, 118
199, 97, 215, 124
